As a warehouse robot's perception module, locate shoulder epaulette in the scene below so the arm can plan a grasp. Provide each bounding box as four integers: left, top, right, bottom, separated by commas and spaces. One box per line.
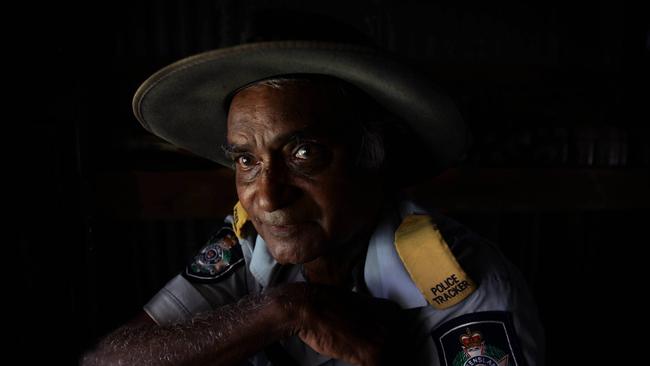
232, 201, 250, 240
394, 215, 476, 309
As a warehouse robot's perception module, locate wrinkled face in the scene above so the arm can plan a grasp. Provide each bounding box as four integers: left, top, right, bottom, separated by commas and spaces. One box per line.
225, 81, 382, 264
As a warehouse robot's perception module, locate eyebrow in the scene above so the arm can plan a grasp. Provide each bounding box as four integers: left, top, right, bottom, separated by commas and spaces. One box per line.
222, 127, 325, 156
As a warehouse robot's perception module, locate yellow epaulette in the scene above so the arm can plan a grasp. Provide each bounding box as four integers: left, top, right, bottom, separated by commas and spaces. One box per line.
394, 215, 476, 309
232, 201, 250, 240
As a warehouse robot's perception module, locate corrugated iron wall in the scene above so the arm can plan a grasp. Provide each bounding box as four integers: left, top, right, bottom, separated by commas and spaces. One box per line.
14, 0, 647, 364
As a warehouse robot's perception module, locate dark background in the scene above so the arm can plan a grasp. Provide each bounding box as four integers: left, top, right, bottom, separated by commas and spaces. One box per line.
12, 0, 648, 364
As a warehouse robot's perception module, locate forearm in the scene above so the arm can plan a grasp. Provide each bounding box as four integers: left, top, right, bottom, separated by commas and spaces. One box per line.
81, 289, 294, 366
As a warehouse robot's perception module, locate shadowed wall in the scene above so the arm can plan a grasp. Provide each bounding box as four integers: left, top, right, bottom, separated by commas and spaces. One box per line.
13, 0, 648, 364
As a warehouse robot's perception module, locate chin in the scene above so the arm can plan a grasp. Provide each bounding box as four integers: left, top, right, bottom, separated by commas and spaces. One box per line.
266, 238, 323, 265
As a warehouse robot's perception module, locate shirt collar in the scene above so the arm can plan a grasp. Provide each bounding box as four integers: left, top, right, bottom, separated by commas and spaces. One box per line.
246, 199, 428, 298
248, 235, 284, 288
363, 200, 430, 309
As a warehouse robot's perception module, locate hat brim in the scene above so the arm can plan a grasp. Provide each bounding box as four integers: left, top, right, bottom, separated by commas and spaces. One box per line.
132, 41, 467, 175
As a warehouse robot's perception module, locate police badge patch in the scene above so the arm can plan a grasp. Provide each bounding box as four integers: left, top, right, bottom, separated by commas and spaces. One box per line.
183, 226, 244, 283
431, 311, 526, 366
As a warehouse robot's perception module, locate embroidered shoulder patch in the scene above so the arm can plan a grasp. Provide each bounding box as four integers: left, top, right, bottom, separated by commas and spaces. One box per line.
431, 311, 526, 366
394, 215, 476, 309
183, 226, 244, 283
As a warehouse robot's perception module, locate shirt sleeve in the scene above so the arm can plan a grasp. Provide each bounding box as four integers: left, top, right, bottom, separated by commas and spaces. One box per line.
143, 264, 251, 325
143, 218, 253, 326
419, 215, 546, 366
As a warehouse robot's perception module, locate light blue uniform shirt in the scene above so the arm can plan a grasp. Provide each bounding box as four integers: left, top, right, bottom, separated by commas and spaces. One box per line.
144, 200, 545, 365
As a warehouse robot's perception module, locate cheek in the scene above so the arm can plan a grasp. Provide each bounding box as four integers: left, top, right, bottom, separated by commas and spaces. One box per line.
306, 176, 367, 238
235, 179, 254, 208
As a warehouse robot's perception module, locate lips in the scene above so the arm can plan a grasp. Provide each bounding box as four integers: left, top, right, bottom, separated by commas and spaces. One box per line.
266, 223, 301, 238
257, 213, 303, 227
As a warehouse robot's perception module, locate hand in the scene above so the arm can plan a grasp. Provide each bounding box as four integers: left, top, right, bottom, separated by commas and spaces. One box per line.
280, 282, 411, 366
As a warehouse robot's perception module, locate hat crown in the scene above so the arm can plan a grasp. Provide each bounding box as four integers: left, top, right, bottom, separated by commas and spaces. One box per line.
240, 9, 376, 47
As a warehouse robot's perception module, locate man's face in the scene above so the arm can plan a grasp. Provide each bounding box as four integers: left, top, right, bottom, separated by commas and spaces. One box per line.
226, 81, 382, 264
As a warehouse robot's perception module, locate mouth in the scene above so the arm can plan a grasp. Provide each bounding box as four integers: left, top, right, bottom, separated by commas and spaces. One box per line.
265, 223, 301, 238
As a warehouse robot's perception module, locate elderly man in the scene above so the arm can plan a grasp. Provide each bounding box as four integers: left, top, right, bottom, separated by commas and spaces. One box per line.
82, 39, 544, 366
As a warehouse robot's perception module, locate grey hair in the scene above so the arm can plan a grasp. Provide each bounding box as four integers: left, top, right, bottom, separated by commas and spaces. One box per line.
249, 76, 387, 171
356, 120, 386, 170
254, 78, 295, 90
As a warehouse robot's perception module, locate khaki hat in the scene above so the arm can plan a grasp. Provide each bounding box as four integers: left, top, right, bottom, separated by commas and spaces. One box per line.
132, 40, 467, 178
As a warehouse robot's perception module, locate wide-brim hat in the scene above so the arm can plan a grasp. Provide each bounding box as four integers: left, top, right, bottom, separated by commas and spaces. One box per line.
132, 40, 468, 179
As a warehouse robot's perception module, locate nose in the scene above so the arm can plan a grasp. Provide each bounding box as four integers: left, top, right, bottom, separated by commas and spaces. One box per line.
255, 160, 298, 212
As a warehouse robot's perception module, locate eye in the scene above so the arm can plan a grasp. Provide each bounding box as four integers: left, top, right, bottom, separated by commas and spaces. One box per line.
236, 154, 257, 169
292, 142, 327, 161
288, 142, 330, 172
294, 145, 311, 160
